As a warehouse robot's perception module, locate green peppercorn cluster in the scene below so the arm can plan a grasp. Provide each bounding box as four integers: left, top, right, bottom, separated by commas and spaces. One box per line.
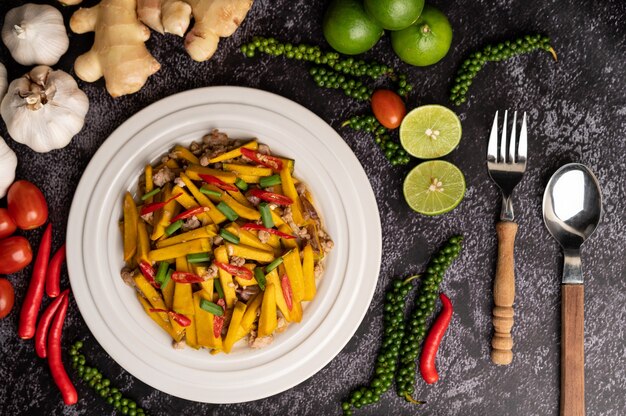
343, 115, 410, 166
450, 35, 556, 105
309, 67, 372, 101
342, 277, 417, 415
396, 236, 463, 401
70, 341, 148, 416
240, 36, 414, 99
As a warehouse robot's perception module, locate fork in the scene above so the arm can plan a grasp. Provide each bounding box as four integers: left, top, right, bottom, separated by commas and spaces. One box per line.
487, 110, 528, 365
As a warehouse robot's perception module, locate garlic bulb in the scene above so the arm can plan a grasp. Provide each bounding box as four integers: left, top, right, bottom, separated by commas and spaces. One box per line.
0, 63, 7, 103
1, 66, 89, 153
0, 136, 17, 198
2, 4, 69, 66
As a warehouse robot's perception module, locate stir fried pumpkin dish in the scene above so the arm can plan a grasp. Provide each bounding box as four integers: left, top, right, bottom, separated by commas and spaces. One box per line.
120, 130, 334, 353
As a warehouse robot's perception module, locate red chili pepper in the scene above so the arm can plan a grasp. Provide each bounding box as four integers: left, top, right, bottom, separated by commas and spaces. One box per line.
47, 294, 78, 405
214, 261, 253, 280
170, 271, 204, 284
46, 244, 66, 298
140, 193, 182, 216
280, 275, 294, 311
240, 148, 284, 171
139, 260, 159, 288
18, 223, 52, 339
213, 299, 226, 338
419, 293, 453, 384
171, 206, 209, 223
198, 174, 238, 192
240, 223, 296, 239
149, 308, 191, 327
35, 289, 69, 358
249, 189, 293, 206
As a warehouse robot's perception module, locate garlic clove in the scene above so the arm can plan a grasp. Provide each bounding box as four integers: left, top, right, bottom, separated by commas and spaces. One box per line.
1, 66, 89, 153
0, 136, 17, 198
2, 4, 70, 66
0, 63, 7, 103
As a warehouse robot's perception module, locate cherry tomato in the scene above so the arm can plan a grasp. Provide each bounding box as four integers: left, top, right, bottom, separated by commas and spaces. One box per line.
0, 236, 33, 274
371, 89, 407, 129
0, 208, 17, 239
0, 278, 15, 319
7, 180, 48, 230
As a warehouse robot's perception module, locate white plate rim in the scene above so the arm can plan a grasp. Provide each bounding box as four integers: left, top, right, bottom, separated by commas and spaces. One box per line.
66, 87, 381, 403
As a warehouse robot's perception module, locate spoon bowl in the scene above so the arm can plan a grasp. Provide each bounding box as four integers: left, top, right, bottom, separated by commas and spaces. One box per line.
543, 163, 602, 283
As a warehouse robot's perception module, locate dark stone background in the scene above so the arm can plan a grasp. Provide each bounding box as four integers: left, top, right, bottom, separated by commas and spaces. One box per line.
1, 0, 625, 415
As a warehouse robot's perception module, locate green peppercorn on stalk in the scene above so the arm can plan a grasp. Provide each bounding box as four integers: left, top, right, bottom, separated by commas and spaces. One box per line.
342, 115, 411, 166
70, 341, 148, 416
309, 66, 373, 101
342, 276, 419, 415
240, 36, 415, 97
450, 35, 557, 105
396, 236, 463, 402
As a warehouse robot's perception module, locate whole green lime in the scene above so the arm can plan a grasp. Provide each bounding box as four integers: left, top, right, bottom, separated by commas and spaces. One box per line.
323, 0, 384, 55
364, 0, 425, 31
390, 5, 452, 66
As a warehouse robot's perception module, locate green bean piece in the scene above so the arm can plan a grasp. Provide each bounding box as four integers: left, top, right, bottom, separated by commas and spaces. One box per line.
220, 229, 240, 245
200, 186, 222, 199
199, 299, 224, 316
259, 174, 282, 188
161, 269, 172, 290
164, 220, 183, 236
187, 252, 212, 264
141, 188, 161, 201
235, 178, 249, 191
254, 267, 267, 291
214, 278, 225, 299
155, 262, 169, 284
216, 202, 238, 221
259, 202, 274, 228
265, 257, 283, 273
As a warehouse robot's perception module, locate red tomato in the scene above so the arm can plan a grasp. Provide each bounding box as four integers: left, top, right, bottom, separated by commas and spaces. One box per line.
0, 236, 33, 274
371, 89, 407, 129
0, 278, 15, 319
0, 208, 16, 239
7, 180, 48, 230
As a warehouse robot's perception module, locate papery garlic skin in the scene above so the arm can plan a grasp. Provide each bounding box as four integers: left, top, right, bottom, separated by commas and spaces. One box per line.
0, 136, 17, 198
2, 4, 70, 66
0, 63, 7, 103
1, 66, 89, 153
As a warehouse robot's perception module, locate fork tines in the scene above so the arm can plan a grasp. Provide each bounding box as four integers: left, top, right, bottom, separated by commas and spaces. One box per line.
487, 110, 528, 165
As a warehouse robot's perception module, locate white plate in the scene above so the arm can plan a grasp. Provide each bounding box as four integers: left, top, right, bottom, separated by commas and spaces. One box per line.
67, 87, 381, 403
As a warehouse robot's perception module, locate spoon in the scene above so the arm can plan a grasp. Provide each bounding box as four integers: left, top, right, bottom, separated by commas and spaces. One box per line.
543, 163, 602, 416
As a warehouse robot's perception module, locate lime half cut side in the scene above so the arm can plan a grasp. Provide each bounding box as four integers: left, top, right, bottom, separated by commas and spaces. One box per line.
400, 105, 462, 159
403, 160, 465, 215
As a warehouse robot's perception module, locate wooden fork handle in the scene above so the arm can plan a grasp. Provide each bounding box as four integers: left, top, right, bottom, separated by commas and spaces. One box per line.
561, 284, 585, 416
491, 221, 517, 365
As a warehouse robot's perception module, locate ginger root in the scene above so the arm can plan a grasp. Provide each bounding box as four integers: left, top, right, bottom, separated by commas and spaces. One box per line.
137, 0, 192, 36
184, 0, 253, 61
70, 0, 160, 97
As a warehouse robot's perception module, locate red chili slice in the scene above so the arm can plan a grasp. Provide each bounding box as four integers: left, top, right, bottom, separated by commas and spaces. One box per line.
150, 308, 191, 327
240, 148, 284, 171
240, 223, 296, 239
198, 174, 238, 192
139, 261, 159, 288
140, 193, 182, 216
170, 271, 204, 284
213, 299, 226, 338
281, 275, 294, 311
171, 207, 209, 223
214, 261, 253, 280
249, 189, 293, 206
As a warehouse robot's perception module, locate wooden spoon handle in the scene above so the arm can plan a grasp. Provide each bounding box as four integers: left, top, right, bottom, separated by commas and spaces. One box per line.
491, 221, 517, 365
561, 284, 585, 416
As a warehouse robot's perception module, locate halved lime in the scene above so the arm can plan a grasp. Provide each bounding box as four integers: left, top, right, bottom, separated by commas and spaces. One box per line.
403, 160, 465, 215
400, 104, 462, 159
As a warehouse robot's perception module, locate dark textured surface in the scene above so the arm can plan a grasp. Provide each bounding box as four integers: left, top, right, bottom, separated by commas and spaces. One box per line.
1, 0, 625, 415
